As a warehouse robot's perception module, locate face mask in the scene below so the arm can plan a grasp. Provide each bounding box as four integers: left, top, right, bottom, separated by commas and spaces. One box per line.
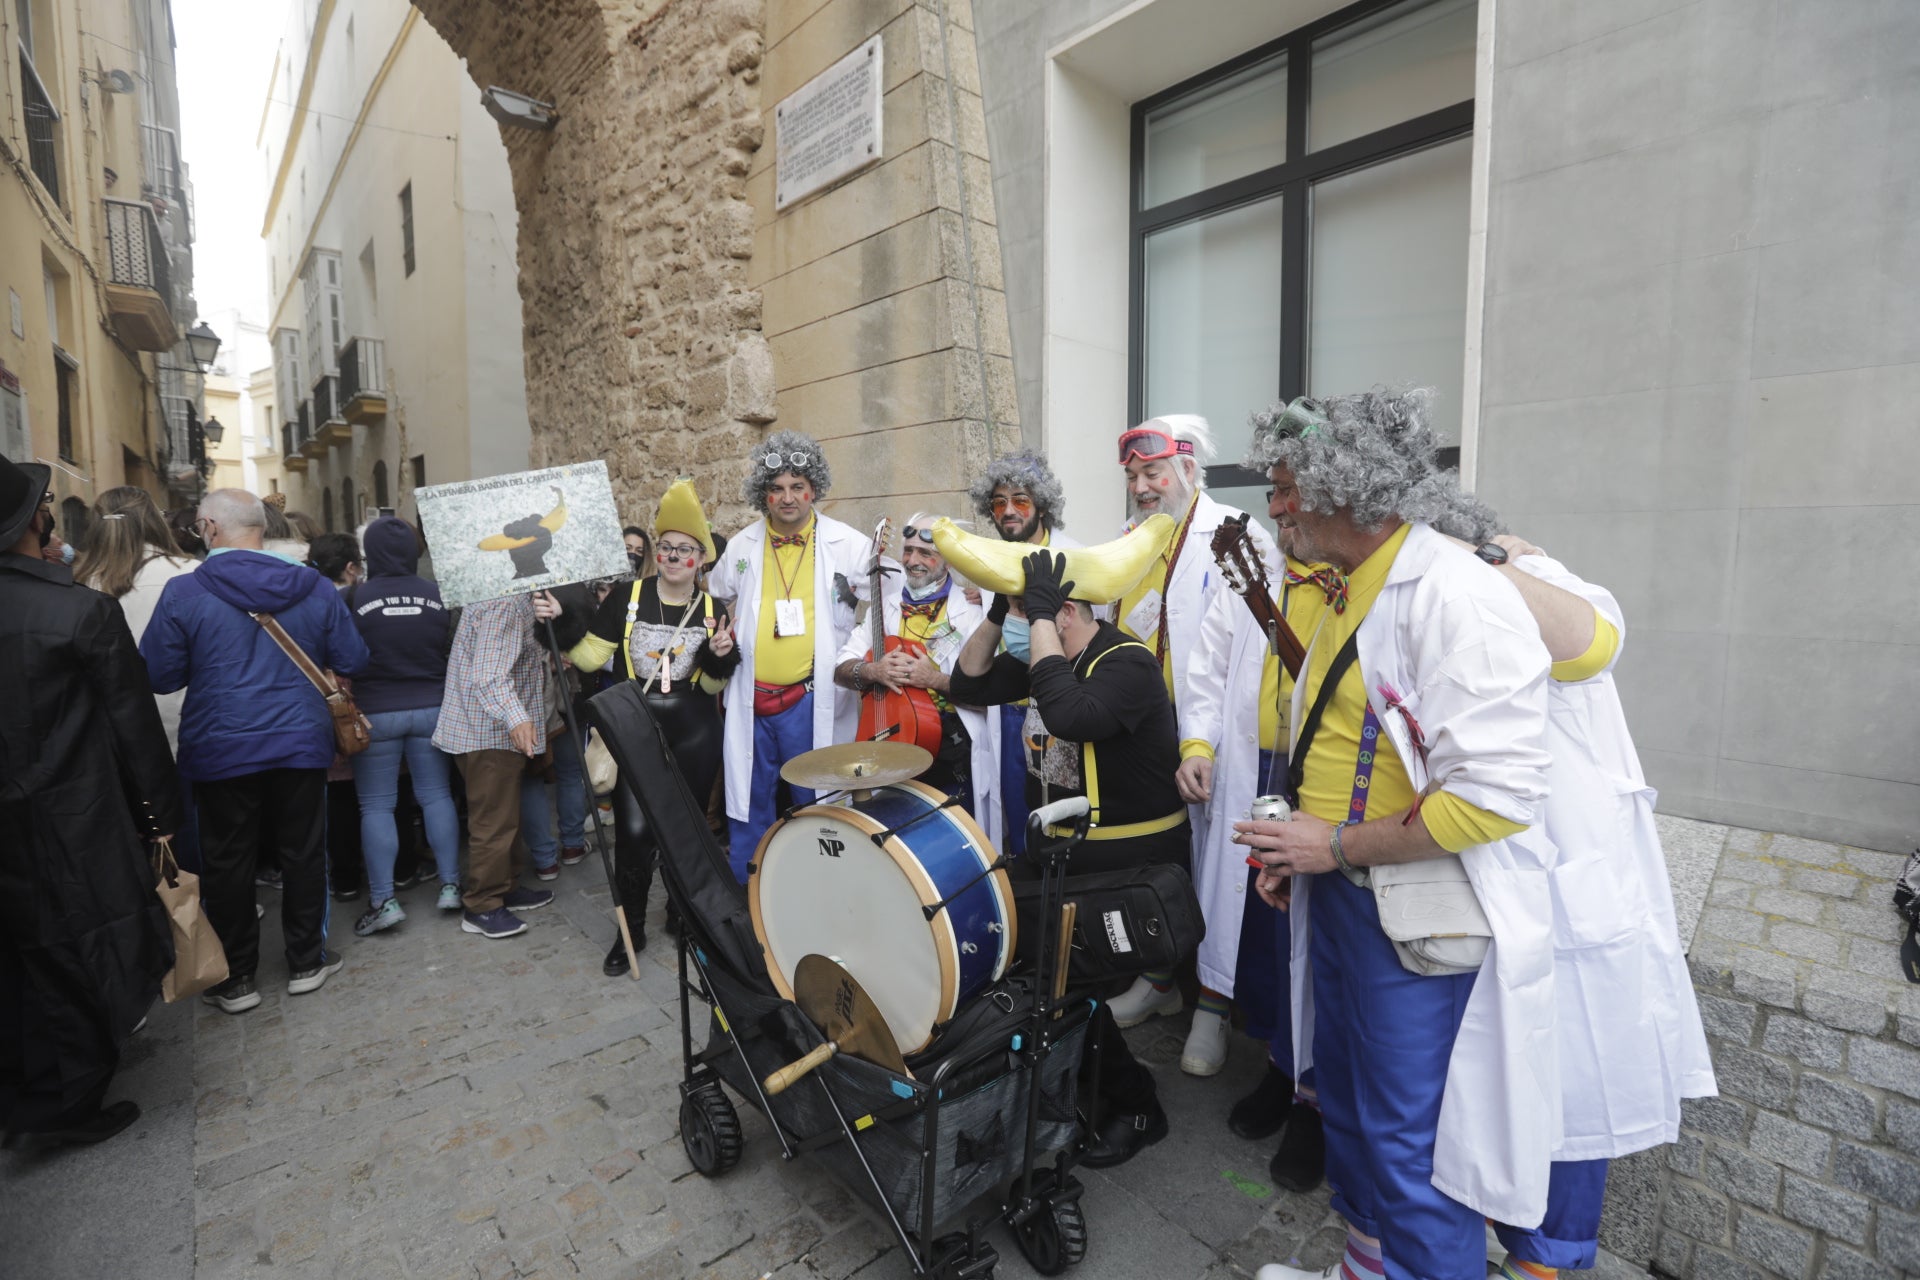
1002, 614, 1030, 662
59, 539, 74, 564
904, 574, 947, 602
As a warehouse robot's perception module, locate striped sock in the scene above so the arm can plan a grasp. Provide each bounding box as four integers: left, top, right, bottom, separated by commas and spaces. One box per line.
1499, 1260, 1556, 1280
1196, 990, 1230, 1018
1142, 969, 1175, 992
1339, 1230, 1384, 1280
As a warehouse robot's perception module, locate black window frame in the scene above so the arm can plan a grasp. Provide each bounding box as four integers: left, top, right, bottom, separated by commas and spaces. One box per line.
399, 181, 415, 277
53, 356, 73, 462
1128, 0, 1475, 489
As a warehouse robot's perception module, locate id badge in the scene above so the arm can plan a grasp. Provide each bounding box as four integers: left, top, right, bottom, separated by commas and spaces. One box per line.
774, 597, 806, 638
1123, 588, 1163, 641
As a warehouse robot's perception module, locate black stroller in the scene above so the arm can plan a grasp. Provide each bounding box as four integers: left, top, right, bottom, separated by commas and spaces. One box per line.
588, 683, 1102, 1278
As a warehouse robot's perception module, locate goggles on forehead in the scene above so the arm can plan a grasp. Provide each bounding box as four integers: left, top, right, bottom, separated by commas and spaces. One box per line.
899, 524, 938, 545
763, 450, 814, 471
1272, 396, 1330, 439
1117, 427, 1197, 465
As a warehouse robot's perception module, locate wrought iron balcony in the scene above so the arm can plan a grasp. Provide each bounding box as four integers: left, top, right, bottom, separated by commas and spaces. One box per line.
312, 373, 350, 448
338, 337, 387, 423
103, 199, 177, 351
282, 417, 310, 472
297, 399, 324, 459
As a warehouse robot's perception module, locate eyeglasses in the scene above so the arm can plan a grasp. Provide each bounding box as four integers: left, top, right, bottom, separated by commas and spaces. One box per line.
763, 451, 813, 470
192, 516, 217, 537
656, 542, 703, 563
1117, 427, 1196, 466
39, 490, 54, 506
899, 525, 937, 545
989, 494, 1034, 515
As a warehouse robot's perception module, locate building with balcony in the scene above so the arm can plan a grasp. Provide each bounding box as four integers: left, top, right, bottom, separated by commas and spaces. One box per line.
0, 0, 209, 521
260, 0, 530, 533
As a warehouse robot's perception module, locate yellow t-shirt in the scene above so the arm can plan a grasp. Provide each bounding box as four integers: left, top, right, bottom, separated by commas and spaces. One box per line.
1180, 555, 1334, 763
900, 593, 954, 712
1295, 525, 1522, 854
754, 516, 817, 686
1551, 611, 1620, 683
1117, 494, 1200, 699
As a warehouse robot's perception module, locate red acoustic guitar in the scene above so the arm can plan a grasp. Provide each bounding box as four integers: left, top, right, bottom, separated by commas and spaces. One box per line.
855, 518, 944, 754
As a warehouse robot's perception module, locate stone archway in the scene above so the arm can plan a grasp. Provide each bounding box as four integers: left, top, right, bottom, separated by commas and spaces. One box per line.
409, 0, 772, 528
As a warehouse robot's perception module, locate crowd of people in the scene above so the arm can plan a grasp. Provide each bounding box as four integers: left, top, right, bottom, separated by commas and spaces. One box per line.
0, 390, 1715, 1280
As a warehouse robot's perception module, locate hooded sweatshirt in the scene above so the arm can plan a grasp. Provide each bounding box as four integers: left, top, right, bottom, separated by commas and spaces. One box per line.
347, 516, 451, 714
140, 547, 370, 781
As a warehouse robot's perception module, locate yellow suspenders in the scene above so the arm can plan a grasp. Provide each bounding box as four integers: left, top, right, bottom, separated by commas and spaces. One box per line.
1044, 640, 1187, 842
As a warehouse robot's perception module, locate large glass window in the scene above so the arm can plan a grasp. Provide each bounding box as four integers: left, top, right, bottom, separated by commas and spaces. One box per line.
1131, 0, 1476, 493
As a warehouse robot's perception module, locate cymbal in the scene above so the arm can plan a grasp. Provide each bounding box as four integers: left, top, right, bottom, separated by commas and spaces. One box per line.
763, 954, 909, 1095
779, 741, 932, 791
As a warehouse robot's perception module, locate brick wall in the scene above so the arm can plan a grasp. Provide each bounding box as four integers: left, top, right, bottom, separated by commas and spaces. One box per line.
1606, 832, 1920, 1278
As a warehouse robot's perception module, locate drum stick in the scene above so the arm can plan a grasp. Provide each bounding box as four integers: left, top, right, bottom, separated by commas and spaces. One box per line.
1051, 902, 1076, 1015
764, 1041, 839, 1095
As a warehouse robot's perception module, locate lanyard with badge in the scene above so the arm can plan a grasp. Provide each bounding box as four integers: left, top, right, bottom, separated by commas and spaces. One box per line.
770, 528, 809, 638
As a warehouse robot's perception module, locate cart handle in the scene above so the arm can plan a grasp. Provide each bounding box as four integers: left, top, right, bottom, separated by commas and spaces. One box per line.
1030, 796, 1090, 829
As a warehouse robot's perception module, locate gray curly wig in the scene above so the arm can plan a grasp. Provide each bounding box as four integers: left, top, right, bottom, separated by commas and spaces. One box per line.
743, 430, 833, 507
969, 449, 1066, 529
1425, 478, 1507, 545
1243, 387, 1469, 533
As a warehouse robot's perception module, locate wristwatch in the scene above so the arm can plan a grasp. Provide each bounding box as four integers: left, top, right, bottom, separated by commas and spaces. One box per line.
1474, 541, 1509, 566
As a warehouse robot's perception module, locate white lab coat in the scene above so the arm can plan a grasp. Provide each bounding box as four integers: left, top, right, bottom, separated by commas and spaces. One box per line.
839, 574, 1000, 846
1510, 553, 1717, 1160
1179, 541, 1286, 997
1125, 492, 1277, 712
1287, 523, 1558, 1228
707, 514, 872, 823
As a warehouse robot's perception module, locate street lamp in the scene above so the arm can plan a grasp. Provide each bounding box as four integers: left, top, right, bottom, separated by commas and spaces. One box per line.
203, 416, 225, 445
185, 320, 221, 373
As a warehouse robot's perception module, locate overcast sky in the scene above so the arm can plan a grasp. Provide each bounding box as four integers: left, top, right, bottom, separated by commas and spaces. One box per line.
174, 0, 288, 327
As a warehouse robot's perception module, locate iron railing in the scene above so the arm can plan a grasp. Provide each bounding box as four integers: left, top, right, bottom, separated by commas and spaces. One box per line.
338, 336, 386, 405
104, 198, 174, 305
295, 400, 312, 447
21, 52, 59, 202
312, 373, 342, 426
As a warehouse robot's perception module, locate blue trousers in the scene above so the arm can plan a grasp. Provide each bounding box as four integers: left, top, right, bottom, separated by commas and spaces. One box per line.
350, 706, 462, 901
522, 726, 587, 866
1495, 1159, 1609, 1269
998, 703, 1029, 858
1312, 870, 1483, 1280
1236, 750, 1291, 1067
726, 692, 817, 883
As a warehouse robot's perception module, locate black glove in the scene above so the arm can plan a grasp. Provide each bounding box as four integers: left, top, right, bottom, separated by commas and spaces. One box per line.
987, 591, 1010, 627
1021, 550, 1074, 626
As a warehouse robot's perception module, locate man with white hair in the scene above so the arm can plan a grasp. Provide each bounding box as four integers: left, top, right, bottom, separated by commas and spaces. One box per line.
832, 512, 988, 821
142, 488, 369, 1015
1108, 415, 1278, 1074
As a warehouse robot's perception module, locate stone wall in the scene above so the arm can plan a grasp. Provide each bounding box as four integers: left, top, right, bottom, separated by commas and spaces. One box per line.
1602, 831, 1920, 1278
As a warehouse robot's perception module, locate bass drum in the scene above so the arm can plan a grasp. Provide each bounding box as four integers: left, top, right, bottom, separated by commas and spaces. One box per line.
749, 781, 1015, 1054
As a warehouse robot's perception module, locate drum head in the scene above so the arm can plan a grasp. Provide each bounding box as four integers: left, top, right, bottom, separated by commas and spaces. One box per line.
750, 805, 951, 1053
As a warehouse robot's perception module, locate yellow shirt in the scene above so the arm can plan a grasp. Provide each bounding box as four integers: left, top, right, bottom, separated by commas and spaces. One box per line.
1117, 493, 1200, 699
1180, 555, 1332, 763
1295, 525, 1522, 854
900, 592, 954, 712
1552, 612, 1620, 683
754, 516, 817, 686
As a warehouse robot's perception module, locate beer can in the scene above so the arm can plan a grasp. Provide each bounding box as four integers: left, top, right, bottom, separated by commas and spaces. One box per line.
1249, 795, 1291, 822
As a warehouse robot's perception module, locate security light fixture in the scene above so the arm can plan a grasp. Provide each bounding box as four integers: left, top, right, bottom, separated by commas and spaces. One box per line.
185, 320, 221, 373
481, 86, 557, 132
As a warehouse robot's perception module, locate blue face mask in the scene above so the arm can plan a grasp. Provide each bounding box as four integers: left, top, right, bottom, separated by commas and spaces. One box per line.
1002, 614, 1030, 662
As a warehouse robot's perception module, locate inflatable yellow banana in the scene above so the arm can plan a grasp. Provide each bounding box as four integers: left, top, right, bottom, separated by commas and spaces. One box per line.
931, 513, 1176, 603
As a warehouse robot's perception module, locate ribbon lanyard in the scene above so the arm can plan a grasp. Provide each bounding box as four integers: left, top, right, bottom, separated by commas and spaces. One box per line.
1347, 705, 1381, 827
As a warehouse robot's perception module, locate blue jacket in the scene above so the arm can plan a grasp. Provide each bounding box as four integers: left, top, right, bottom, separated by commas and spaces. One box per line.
141, 548, 370, 781
347, 517, 450, 714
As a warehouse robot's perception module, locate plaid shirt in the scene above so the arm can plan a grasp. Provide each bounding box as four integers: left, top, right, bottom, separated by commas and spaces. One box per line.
432, 595, 549, 756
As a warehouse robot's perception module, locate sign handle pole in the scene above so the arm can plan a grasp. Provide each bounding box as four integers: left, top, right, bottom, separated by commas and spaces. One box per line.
543, 617, 640, 980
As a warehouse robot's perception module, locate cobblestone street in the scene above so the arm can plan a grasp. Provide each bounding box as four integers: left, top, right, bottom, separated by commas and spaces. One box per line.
8, 812, 1914, 1278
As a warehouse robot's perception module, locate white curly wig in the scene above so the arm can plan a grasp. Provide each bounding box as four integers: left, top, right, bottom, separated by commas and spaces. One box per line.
743, 430, 832, 507
969, 449, 1066, 529
1243, 388, 1463, 532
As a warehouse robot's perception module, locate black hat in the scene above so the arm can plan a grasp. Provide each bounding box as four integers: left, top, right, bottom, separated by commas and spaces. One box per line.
0, 455, 52, 549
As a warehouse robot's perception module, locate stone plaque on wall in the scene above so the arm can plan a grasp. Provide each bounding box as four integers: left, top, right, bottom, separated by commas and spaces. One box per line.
775, 35, 883, 211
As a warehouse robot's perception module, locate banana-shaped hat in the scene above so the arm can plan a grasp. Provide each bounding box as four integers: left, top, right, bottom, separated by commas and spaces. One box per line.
653, 478, 714, 563
931, 512, 1177, 604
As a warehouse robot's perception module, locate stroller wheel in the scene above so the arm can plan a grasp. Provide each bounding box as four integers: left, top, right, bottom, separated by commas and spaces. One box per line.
1011, 1196, 1087, 1275
680, 1085, 743, 1176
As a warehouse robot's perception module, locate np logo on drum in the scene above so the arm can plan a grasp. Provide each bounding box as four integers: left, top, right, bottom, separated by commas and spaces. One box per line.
817, 836, 846, 858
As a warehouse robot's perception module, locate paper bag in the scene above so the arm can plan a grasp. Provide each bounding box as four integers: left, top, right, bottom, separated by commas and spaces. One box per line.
152, 839, 229, 1001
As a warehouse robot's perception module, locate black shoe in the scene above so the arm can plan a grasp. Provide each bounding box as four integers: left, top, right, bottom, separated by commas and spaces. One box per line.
1268, 1101, 1326, 1192
1081, 1100, 1169, 1169
1229, 1062, 1295, 1140
603, 939, 632, 977
331, 883, 361, 903
40, 1100, 141, 1146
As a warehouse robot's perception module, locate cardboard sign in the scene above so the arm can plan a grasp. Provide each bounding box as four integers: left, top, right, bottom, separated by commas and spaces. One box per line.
415, 460, 627, 608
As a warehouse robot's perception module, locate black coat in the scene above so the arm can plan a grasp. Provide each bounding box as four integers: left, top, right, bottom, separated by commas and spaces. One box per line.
0, 552, 179, 1129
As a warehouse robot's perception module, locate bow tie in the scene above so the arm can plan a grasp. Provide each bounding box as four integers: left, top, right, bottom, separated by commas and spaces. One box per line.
770, 531, 809, 550
1286, 566, 1349, 614
901, 597, 946, 621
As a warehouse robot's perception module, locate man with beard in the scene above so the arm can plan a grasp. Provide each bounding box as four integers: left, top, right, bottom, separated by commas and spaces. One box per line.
0, 456, 177, 1145
833, 512, 986, 816
1108, 415, 1278, 1063
707, 432, 874, 881
964, 450, 1079, 855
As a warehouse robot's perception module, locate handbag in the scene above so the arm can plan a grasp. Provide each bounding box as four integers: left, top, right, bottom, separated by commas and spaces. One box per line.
1012, 862, 1204, 984
152, 839, 229, 1001
583, 726, 618, 796
251, 610, 373, 756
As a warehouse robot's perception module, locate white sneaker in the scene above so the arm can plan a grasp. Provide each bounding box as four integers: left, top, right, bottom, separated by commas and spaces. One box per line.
1180, 1007, 1230, 1076
1256, 1265, 1339, 1280
1106, 976, 1183, 1028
